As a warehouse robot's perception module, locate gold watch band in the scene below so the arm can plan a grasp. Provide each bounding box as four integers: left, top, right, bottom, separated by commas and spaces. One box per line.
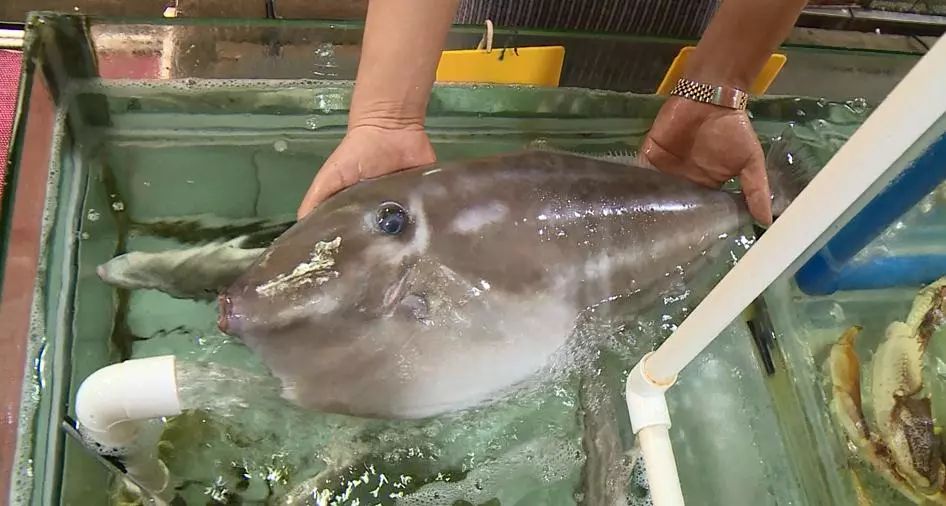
668, 78, 749, 110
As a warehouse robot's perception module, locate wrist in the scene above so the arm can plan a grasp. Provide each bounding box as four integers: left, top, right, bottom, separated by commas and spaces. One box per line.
681, 61, 752, 92
348, 99, 427, 132
668, 78, 750, 111
682, 39, 759, 92
659, 96, 739, 129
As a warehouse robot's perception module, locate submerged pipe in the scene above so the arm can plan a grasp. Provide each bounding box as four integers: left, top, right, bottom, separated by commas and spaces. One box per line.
625, 34, 946, 505
74, 355, 182, 495
626, 353, 683, 505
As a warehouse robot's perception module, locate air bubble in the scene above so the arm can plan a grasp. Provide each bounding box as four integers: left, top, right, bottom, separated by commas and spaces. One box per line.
848, 97, 869, 115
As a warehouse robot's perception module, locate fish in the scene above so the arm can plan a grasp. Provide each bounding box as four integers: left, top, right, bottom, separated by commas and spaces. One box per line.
216, 143, 812, 421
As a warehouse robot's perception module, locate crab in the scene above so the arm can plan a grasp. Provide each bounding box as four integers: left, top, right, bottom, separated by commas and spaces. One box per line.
826, 276, 946, 504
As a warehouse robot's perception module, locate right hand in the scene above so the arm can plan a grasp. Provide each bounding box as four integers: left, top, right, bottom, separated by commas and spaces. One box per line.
296, 124, 436, 219
639, 96, 773, 226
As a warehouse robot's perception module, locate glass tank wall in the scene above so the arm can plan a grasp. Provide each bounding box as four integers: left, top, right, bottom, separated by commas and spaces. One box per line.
1, 12, 940, 506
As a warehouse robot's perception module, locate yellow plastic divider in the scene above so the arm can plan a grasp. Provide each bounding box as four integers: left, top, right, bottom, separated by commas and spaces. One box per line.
436, 45, 565, 87
656, 46, 787, 96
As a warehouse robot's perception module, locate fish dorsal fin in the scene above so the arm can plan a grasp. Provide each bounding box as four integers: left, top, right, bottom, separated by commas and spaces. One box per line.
526, 145, 641, 167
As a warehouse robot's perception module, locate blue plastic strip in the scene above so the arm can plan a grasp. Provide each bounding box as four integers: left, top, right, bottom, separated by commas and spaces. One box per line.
801, 254, 946, 294
794, 130, 946, 295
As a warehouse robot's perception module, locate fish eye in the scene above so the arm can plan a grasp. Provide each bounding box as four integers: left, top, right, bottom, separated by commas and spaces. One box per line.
376, 202, 409, 235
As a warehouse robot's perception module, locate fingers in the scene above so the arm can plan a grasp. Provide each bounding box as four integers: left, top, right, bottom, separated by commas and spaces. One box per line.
633, 140, 659, 171
739, 147, 773, 227
297, 153, 360, 220
296, 172, 333, 220
296, 126, 436, 220
641, 136, 724, 188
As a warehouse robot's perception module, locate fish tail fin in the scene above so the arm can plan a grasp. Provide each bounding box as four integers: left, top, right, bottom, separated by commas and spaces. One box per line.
765, 128, 821, 218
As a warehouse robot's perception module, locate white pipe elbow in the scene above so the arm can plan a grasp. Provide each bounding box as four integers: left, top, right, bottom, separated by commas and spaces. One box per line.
626, 352, 685, 506
76, 355, 183, 446
626, 352, 677, 434
75, 355, 183, 493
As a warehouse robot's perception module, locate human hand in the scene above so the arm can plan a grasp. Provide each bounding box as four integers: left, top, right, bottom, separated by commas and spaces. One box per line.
639, 96, 773, 226
297, 124, 436, 219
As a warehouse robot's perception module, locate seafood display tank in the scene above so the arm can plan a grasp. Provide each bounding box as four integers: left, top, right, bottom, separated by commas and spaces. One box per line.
1, 12, 943, 506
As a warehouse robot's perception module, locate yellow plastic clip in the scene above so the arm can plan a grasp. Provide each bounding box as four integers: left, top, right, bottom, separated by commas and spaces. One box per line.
656, 46, 787, 96
436, 20, 565, 87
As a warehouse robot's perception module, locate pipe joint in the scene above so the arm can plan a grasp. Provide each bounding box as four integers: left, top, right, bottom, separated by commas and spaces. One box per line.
626, 352, 677, 434
74, 355, 183, 494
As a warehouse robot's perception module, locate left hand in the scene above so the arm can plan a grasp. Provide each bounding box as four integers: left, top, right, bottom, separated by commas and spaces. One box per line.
639, 96, 773, 226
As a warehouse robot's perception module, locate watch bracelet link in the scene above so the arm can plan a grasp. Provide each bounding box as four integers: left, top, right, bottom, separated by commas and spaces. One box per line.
669, 78, 749, 111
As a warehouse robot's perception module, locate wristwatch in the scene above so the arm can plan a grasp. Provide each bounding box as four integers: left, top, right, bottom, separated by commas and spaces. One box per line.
669, 78, 749, 111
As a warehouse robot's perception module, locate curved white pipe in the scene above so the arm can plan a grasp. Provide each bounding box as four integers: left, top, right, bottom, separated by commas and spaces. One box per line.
626, 33, 946, 506
75, 355, 182, 494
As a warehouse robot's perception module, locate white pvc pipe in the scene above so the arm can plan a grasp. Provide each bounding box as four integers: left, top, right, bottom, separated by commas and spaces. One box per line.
644, 34, 946, 384
75, 355, 182, 493
638, 425, 685, 506
625, 353, 684, 504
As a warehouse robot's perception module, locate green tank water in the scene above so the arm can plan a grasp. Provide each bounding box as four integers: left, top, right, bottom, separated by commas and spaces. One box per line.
62, 78, 864, 506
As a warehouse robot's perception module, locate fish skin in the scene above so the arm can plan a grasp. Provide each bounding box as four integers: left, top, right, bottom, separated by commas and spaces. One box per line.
218, 148, 804, 421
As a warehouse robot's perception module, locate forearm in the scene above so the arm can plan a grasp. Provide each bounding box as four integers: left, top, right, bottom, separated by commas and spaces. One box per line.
349, 0, 460, 129
685, 0, 808, 90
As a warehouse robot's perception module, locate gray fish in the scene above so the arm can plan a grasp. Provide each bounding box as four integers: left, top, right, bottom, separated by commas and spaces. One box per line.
217, 145, 810, 421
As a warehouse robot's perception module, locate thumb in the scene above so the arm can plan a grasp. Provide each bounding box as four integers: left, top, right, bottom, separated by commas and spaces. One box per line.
634, 139, 659, 171
297, 157, 360, 220
739, 148, 773, 227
